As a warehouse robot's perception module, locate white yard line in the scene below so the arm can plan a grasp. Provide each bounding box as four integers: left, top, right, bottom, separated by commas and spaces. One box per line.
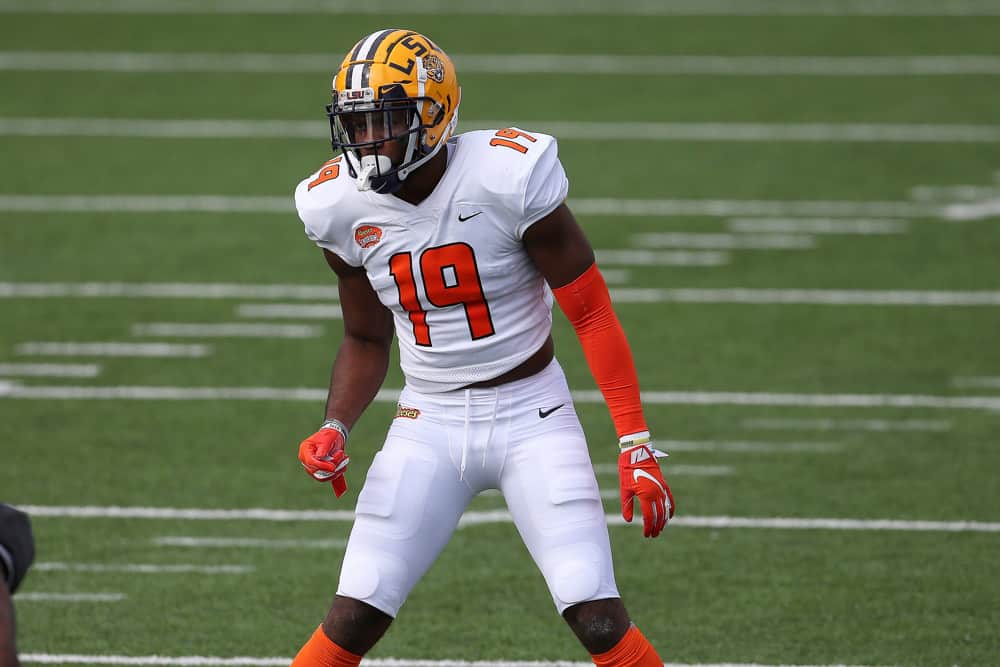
153, 536, 346, 549
235, 303, 342, 320
658, 440, 840, 452
608, 288, 1000, 306
911, 185, 1000, 202
15, 342, 211, 358
34, 562, 253, 574
15, 593, 125, 602
593, 464, 735, 476
631, 232, 816, 249
2, 0, 999, 15
18, 504, 1000, 533
952, 376, 1000, 389
3, 384, 1000, 410
131, 322, 322, 338
726, 218, 909, 235
5, 117, 1000, 144
17, 655, 897, 667
0, 282, 337, 300
943, 198, 1000, 221
2, 51, 1000, 75
594, 249, 730, 266
741, 418, 952, 432
0, 195, 959, 219
0, 363, 100, 378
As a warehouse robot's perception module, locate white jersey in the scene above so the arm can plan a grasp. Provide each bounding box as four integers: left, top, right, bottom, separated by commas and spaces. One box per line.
294, 129, 569, 393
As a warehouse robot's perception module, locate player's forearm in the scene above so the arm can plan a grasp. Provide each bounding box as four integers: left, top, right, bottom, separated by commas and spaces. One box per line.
551, 263, 648, 438
323, 334, 391, 430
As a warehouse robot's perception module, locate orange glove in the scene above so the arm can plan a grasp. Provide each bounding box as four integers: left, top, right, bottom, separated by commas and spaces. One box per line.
298, 419, 350, 498
618, 434, 674, 538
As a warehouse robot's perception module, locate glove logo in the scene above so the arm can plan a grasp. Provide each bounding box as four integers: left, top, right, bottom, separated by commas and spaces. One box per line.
633, 468, 667, 496
630, 446, 651, 465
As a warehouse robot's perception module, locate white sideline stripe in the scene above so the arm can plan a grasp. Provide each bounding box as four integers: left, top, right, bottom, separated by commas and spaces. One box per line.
7, 282, 1000, 307
3, 384, 1000, 410
0, 363, 100, 378
3, 51, 1000, 75
154, 536, 346, 549
236, 303, 342, 320
19, 505, 1000, 533
15, 342, 211, 358
15, 593, 125, 602
6, 117, 1000, 144
944, 198, 1000, 221
742, 418, 952, 432
595, 249, 729, 266
727, 218, 909, 235
0, 282, 337, 300
3, 0, 1000, 16
631, 232, 816, 250
658, 439, 840, 453
16, 656, 894, 667
952, 376, 1000, 389
608, 288, 1000, 306
594, 463, 734, 476
0, 195, 964, 219
131, 322, 322, 339
34, 562, 253, 574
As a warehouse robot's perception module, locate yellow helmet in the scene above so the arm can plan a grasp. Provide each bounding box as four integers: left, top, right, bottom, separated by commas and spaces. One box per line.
326, 29, 462, 194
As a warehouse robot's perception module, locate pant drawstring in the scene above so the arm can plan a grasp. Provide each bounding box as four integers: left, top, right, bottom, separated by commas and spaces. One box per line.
459, 389, 471, 481
482, 387, 500, 469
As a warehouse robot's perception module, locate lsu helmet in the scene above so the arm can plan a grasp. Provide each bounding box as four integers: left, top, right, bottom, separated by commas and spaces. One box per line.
327, 29, 461, 194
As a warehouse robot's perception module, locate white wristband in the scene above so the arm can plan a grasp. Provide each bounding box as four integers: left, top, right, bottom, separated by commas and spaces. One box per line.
320, 418, 349, 441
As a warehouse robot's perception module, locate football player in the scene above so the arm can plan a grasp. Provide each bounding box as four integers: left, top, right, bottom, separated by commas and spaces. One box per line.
291, 29, 674, 667
1, 503, 34, 667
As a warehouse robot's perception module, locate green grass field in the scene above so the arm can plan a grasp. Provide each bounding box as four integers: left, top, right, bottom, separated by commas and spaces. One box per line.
2, 3, 1000, 666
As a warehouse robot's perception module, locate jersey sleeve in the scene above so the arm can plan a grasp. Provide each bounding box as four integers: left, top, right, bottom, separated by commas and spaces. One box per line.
515, 135, 569, 238
293, 168, 364, 267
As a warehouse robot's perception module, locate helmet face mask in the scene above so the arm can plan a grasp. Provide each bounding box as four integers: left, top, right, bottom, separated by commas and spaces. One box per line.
326, 29, 460, 194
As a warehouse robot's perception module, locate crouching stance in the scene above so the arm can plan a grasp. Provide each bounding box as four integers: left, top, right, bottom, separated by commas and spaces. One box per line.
288, 29, 674, 667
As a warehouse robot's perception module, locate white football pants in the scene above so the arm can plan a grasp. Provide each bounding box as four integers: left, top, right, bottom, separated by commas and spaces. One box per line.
336, 359, 620, 617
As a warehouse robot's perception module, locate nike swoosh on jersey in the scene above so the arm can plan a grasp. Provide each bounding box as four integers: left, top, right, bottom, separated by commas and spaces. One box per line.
457, 211, 483, 222
538, 404, 565, 419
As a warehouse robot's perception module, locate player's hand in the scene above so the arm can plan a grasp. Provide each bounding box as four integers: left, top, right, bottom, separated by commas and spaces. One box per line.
618, 440, 674, 538
0, 502, 35, 593
298, 422, 350, 498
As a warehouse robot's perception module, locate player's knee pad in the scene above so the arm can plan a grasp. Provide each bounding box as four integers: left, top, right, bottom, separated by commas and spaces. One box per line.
544, 542, 605, 609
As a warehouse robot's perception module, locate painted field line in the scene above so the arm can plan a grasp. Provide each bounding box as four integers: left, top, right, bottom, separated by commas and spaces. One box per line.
0, 363, 100, 378
17, 655, 895, 667
34, 562, 253, 574
15, 342, 211, 358
3, 51, 1000, 75
18, 505, 1000, 533
6, 117, 1000, 144
952, 376, 1000, 389
236, 303, 342, 320
153, 536, 346, 549
944, 198, 1000, 221
15, 592, 125, 602
742, 418, 952, 432
2, 0, 999, 16
609, 288, 1000, 306
658, 440, 839, 453
595, 249, 729, 266
593, 463, 734, 476
0, 195, 958, 219
4, 384, 1000, 411
131, 322, 323, 339
0, 282, 337, 300
912, 185, 1000, 202
631, 232, 815, 250
726, 218, 909, 235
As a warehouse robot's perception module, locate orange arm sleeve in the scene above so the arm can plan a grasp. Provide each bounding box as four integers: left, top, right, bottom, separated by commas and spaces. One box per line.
551, 263, 648, 438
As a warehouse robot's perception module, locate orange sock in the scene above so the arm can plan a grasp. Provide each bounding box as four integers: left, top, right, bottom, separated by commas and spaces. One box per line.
290, 625, 362, 667
591, 625, 663, 667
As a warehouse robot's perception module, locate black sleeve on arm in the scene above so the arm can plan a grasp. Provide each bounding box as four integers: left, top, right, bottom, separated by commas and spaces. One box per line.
0, 504, 34, 594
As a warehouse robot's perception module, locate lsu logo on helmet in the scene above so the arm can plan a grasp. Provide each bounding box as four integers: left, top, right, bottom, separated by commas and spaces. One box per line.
326, 29, 462, 194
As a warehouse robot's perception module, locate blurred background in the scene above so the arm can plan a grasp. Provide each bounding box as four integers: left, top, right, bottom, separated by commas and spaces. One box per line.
1, 1, 999, 665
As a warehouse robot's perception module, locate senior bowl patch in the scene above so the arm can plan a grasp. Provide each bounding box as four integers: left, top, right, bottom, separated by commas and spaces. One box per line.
354, 225, 383, 248
395, 405, 421, 420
